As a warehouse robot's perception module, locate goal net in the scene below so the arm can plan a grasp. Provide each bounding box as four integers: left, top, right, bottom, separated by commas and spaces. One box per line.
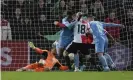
1, 0, 133, 71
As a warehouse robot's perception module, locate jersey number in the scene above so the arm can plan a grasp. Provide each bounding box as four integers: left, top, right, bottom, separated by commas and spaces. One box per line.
78, 24, 86, 34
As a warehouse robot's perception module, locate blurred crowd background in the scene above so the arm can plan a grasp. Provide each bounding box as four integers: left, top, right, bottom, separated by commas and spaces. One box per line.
1, 0, 133, 70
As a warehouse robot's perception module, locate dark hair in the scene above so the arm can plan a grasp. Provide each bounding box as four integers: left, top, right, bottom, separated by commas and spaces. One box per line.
67, 10, 75, 16
87, 14, 96, 19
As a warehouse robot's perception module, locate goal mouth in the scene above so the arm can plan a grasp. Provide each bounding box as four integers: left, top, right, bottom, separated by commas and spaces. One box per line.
1, 0, 133, 71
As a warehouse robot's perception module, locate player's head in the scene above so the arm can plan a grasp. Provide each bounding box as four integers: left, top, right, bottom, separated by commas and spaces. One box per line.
81, 13, 89, 22
67, 10, 75, 16
87, 15, 95, 21
67, 10, 76, 19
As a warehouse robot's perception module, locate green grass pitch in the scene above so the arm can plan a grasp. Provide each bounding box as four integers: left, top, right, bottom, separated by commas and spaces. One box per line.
1, 71, 133, 80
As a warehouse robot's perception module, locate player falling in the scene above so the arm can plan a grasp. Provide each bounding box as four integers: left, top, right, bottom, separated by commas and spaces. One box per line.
87, 15, 124, 71
16, 42, 68, 72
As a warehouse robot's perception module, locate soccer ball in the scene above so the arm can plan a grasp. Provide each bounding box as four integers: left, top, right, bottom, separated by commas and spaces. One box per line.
68, 53, 74, 60
39, 59, 46, 65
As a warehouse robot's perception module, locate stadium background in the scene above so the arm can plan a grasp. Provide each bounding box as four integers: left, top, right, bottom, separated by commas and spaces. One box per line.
1, 0, 133, 71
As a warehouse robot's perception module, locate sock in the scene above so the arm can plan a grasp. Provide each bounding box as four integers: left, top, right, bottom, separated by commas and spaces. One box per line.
79, 54, 85, 71
64, 56, 71, 69
74, 54, 79, 68
98, 55, 108, 68
104, 53, 115, 68
79, 54, 83, 66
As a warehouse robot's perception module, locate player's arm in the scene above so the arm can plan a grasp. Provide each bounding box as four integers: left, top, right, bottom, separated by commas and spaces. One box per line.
62, 15, 82, 29
54, 15, 82, 29
54, 19, 77, 29
102, 22, 124, 28
104, 29, 115, 43
28, 42, 48, 54
54, 21, 66, 27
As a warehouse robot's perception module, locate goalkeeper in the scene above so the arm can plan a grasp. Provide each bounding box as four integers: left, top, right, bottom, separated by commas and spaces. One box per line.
16, 42, 68, 72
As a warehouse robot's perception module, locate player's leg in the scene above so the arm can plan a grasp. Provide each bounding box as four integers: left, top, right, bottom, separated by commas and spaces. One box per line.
73, 43, 84, 72
55, 42, 60, 56
95, 40, 110, 71
64, 42, 78, 71
78, 51, 86, 71
62, 38, 74, 70
58, 48, 64, 57
58, 37, 66, 57
104, 53, 116, 68
63, 50, 72, 70
104, 38, 116, 69
58, 37, 73, 57
63, 42, 73, 70
74, 52, 80, 72
77, 44, 89, 71
79, 44, 96, 71
54, 61, 69, 71
72, 43, 81, 72
16, 63, 38, 71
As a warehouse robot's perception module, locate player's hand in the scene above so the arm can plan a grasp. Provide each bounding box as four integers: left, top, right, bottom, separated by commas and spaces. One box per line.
54, 21, 59, 26
28, 42, 36, 49
76, 12, 83, 17
76, 12, 83, 21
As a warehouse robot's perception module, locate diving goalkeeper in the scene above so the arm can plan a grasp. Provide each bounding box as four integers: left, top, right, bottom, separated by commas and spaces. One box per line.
16, 42, 68, 72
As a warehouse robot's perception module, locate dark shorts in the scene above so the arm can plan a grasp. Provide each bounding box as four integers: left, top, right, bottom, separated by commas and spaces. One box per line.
66, 42, 95, 55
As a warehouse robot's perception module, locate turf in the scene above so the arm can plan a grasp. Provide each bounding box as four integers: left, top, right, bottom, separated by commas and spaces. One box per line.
1, 71, 133, 80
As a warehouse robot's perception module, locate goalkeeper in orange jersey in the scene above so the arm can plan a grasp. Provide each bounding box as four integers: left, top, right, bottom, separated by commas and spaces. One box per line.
16, 42, 68, 72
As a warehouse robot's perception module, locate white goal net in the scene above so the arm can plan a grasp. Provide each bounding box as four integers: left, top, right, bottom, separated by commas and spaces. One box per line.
1, 0, 133, 71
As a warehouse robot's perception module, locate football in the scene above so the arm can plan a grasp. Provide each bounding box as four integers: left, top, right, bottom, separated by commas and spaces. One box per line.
38, 59, 46, 65
68, 53, 74, 60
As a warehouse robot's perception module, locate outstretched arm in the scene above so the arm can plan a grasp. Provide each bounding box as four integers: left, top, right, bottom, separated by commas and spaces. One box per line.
54, 21, 66, 28
102, 22, 124, 28
28, 42, 48, 54
62, 19, 77, 29
54, 20, 77, 29
61, 15, 82, 29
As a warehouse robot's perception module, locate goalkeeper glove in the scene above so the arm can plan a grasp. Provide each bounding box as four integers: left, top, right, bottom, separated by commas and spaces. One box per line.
28, 42, 36, 49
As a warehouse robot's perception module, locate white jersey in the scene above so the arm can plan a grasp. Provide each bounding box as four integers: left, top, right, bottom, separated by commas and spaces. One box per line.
73, 21, 90, 43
